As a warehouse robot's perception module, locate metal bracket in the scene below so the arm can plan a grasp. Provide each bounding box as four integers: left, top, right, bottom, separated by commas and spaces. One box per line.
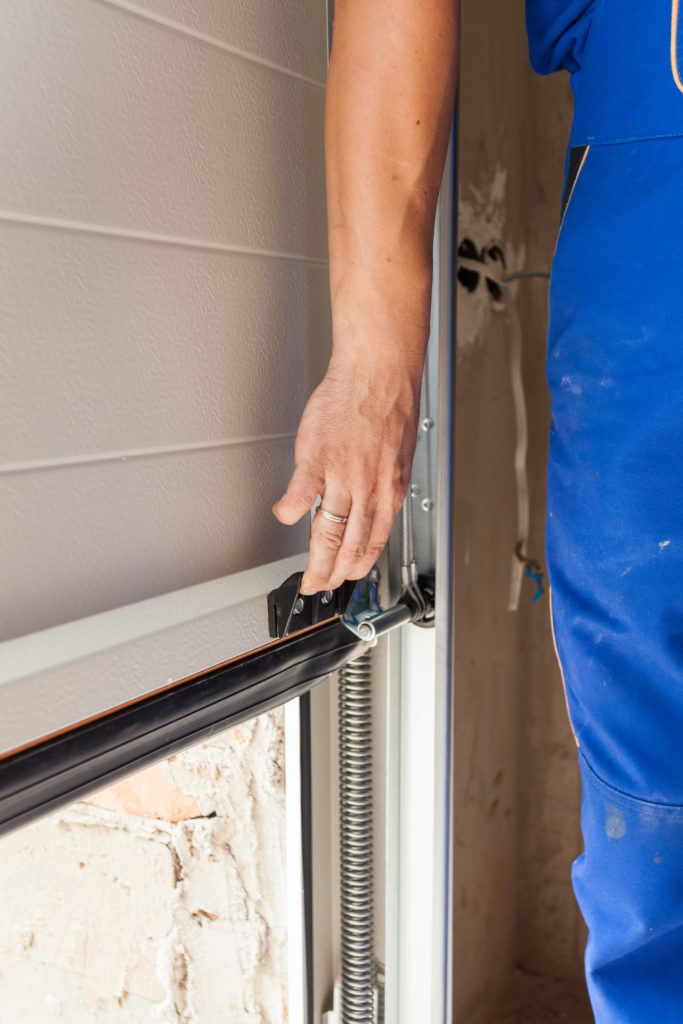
267, 564, 435, 645
340, 568, 436, 643
267, 572, 356, 640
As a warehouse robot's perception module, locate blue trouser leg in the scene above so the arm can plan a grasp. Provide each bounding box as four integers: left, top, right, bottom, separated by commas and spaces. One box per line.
574, 757, 683, 1023
548, 135, 683, 1021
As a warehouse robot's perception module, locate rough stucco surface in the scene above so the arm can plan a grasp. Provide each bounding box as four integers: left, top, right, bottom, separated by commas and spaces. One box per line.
0, 711, 288, 1024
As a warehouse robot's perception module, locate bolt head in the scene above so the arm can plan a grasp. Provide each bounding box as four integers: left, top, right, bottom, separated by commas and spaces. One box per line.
358, 622, 375, 641
321, 591, 333, 605
293, 597, 305, 614
421, 497, 433, 512
410, 483, 420, 496
421, 417, 434, 431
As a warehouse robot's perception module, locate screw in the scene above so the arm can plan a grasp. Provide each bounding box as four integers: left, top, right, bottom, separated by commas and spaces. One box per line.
421, 417, 434, 431
410, 483, 420, 496
421, 498, 433, 512
293, 597, 305, 615
321, 591, 333, 605
358, 621, 375, 641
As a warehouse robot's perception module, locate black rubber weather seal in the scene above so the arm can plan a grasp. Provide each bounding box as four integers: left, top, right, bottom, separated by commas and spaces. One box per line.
0, 619, 364, 838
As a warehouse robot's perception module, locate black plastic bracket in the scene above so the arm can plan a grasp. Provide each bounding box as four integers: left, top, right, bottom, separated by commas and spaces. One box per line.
267, 572, 356, 639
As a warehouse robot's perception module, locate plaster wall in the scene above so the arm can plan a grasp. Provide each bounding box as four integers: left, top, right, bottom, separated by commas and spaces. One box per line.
0, 712, 288, 1024
453, 1, 591, 1020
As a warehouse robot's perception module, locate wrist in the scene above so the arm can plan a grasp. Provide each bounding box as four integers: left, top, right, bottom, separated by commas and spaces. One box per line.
329, 262, 432, 374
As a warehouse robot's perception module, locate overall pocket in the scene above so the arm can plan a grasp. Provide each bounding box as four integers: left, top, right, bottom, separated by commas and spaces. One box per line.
560, 144, 590, 224
553, 143, 591, 258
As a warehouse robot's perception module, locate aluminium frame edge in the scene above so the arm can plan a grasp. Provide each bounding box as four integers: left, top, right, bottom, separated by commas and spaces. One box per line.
435, 122, 457, 1024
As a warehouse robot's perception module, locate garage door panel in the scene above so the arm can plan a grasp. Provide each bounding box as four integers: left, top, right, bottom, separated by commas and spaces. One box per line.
0, 552, 307, 753
1, 0, 327, 257
0, 0, 328, 741
0, 225, 331, 463
1, 441, 306, 643
132, 0, 328, 82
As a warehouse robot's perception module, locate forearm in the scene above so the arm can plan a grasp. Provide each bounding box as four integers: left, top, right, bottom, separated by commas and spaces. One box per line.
326, 0, 459, 374
274, 2, 459, 592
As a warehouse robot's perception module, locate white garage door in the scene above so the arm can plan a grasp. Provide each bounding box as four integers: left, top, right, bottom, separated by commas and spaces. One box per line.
0, 0, 330, 754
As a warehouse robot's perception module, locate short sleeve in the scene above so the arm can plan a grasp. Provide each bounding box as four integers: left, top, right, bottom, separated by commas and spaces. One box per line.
526, 0, 596, 75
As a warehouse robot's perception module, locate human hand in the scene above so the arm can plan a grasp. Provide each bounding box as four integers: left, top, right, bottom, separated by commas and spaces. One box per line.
272, 347, 422, 595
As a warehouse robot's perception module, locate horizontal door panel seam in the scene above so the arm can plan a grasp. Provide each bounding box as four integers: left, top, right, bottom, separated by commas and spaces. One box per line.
0, 432, 297, 477
0, 211, 330, 266
94, 0, 326, 90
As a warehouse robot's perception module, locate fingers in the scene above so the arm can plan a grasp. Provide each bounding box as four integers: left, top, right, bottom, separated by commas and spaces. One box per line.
326, 499, 376, 590
301, 490, 396, 594
272, 465, 321, 525
300, 485, 351, 594
273, 465, 393, 593
336, 505, 396, 586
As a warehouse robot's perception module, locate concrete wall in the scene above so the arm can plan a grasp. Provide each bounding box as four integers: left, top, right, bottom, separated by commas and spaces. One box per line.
453, 1, 591, 1020
0, 712, 288, 1023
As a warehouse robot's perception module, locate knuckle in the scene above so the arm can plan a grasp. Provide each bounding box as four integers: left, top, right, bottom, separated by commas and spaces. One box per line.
289, 492, 312, 513
393, 475, 409, 498
365, 540, 385, 561
397, 465, 411, 490
340, 543, 367, 563
317, 528, 344, 551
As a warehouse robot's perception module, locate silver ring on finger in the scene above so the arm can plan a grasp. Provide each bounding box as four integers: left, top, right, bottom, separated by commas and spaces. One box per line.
317, 508, 348, 525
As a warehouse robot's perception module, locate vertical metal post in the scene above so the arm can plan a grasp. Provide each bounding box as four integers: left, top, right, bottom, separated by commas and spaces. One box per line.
435, 123, 457, 1024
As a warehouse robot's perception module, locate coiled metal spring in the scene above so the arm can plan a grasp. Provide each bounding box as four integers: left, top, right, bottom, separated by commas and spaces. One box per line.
339, 650, 375, 1024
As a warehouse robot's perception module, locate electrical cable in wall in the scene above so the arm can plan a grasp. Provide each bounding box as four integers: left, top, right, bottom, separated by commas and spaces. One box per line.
457, 250, 550, 610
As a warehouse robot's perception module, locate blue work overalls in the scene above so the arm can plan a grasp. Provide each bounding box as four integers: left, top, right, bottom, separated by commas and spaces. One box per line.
527, 1, 683, 1019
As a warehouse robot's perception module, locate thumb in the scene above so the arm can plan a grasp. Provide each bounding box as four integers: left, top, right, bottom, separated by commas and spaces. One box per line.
272, 465, 320, 525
